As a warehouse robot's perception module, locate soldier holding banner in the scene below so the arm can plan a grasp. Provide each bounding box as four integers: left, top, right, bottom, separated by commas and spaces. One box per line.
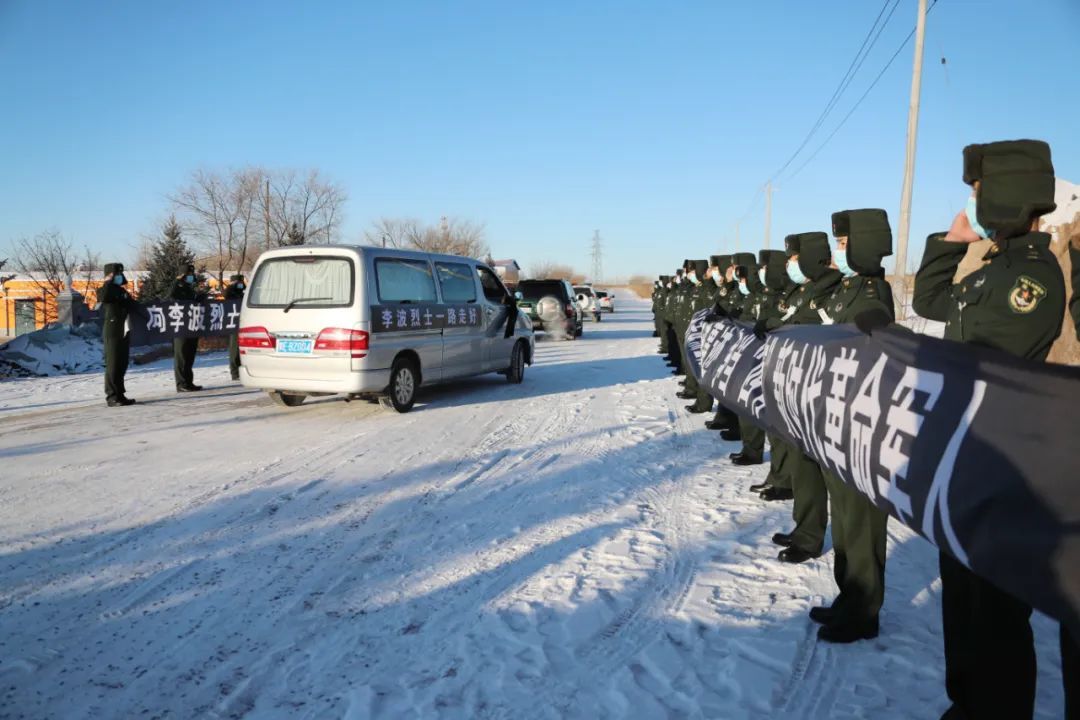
767, 232, 842, 564
225, 274, 246, 382
811, 208, 896, 643
170, 264, 207, 392
913, 140, 1070, 720
681, 260, 716, 412
728, 250, 782, 467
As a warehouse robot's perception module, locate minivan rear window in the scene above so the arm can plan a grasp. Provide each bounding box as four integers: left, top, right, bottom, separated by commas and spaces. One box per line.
375, 259, 437, 303
249, 256, 354, 308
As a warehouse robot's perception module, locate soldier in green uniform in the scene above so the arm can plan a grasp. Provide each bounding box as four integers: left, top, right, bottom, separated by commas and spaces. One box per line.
728, 250, 782, 466
651, 277, 663, 340
656, 275, 671, 355
752, 242, 801, 500
97, 262, 141, 407
810, 209, 896, 643
681, 259, 717, 411
704, 255, 742, 432
170, 264, 207, 392
663, 267, 686, 372
912, 140, 1066, 720
225, 274, 246, 382
671, 261, 695, 377
766, 232, 842, 564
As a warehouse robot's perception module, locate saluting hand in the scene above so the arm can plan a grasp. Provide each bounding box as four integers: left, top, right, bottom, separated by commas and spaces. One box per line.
945, 209, 981, 244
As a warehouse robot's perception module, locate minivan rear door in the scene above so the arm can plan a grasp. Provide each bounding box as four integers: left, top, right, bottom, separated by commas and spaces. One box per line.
242, 252, 361, 382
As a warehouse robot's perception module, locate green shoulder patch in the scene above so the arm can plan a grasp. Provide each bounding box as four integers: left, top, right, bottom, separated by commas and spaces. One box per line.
1008, 275, 1047, 315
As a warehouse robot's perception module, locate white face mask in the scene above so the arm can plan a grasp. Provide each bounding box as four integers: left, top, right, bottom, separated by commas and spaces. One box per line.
687, 272, 699, 285
758, 268, 767, 286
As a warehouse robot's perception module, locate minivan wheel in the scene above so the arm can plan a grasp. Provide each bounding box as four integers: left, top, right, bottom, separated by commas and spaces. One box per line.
269, 391, 306, 407
507, 341, 526, 384
387, 359, 418, 413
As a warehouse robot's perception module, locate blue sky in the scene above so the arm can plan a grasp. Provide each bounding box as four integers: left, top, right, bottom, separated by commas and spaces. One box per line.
2, 0, 1078, 279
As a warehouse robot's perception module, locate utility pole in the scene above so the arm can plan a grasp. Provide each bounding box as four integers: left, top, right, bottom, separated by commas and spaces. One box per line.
896, 0, 929, 318
590, 230, 603, 284
763, 181, 773, 250
264, 177, 271, 251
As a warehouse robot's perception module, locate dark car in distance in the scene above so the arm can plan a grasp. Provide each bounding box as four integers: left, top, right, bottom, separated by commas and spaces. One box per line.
515, 279, 583, 340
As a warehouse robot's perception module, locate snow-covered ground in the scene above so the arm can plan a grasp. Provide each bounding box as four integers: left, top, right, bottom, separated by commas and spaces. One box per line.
0, 294, 1064, 719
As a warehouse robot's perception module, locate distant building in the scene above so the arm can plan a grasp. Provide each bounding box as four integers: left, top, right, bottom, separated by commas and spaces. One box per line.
491, 259, 520, 288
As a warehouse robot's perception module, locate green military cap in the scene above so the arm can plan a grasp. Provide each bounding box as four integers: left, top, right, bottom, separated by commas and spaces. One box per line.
708, 255, 724, 268
784, 234, 801, 257
833, 209, 892, 276
715, 254, 732, 270
762, 250, 789, 290
790, 231, 831, 281
963, 139, 1056, 238
185, 264, 196, 274
660, 274, 671, 283
230, 274, 245, 282
103, 262, 124, 275
757, 250, 771, 265
692, 259, 709, 276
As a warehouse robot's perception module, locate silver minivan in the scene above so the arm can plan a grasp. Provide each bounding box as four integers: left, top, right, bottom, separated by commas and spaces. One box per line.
238, 245, 534, 412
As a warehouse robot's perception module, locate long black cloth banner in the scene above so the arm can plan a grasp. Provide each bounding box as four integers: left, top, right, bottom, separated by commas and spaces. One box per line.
684, 310, 1080, 637
129, 301, 243, 345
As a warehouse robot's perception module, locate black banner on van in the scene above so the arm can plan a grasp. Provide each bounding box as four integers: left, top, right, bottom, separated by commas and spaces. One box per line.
129, 300, 243, 345
371, 304, 484, 333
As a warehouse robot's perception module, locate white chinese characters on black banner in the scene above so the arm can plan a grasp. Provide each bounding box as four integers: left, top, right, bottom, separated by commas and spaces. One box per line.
130, 300, 242, 345
684, 311, 1080, 638
370, 304, 483, 332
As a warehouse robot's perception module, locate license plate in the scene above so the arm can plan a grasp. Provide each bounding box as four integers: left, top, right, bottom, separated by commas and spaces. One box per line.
277, 339, 314, 355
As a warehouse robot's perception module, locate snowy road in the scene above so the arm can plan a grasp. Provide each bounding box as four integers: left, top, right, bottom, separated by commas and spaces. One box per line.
0, 294, 1065, 719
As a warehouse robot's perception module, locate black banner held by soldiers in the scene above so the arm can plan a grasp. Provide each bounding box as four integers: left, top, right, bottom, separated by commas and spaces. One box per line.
685, 314, 1080, 637
129, 300, 243, 345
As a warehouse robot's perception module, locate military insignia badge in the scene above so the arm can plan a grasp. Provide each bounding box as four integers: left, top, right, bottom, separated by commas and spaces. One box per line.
1008, 275, 1047, 314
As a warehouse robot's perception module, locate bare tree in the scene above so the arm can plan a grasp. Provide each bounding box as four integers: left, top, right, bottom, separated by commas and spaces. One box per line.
170, 167, 270, 284
9, 230, 80, 323
525, 261, 576, 280
363, 217, 421, 249
265, 169, 347, 248
362, 216, 489, 258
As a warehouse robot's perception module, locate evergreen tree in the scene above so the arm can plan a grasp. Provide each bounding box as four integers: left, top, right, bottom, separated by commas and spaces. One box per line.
143, 216, 195, 300
285, 221, 305, 246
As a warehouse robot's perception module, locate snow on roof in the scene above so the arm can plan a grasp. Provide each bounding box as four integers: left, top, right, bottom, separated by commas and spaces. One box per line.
1042, 177, 1080, 243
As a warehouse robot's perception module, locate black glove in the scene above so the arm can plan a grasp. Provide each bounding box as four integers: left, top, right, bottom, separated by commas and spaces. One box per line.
854, 308, 892, 335
753, 318, 769, 341
703, 303, 727, 323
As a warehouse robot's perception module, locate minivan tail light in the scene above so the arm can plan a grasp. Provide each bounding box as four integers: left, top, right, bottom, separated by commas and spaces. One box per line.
238, 326, 274, 349
565, 304, 575, 317
315, 328, 369, 358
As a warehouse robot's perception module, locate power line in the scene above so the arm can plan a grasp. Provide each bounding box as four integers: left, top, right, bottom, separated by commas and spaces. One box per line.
732, 0, 900, 228
784, 0, 940, 184
764, 0, 897, 183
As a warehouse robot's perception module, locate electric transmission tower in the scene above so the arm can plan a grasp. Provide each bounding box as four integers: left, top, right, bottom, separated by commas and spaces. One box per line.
590, 230, 603, 284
